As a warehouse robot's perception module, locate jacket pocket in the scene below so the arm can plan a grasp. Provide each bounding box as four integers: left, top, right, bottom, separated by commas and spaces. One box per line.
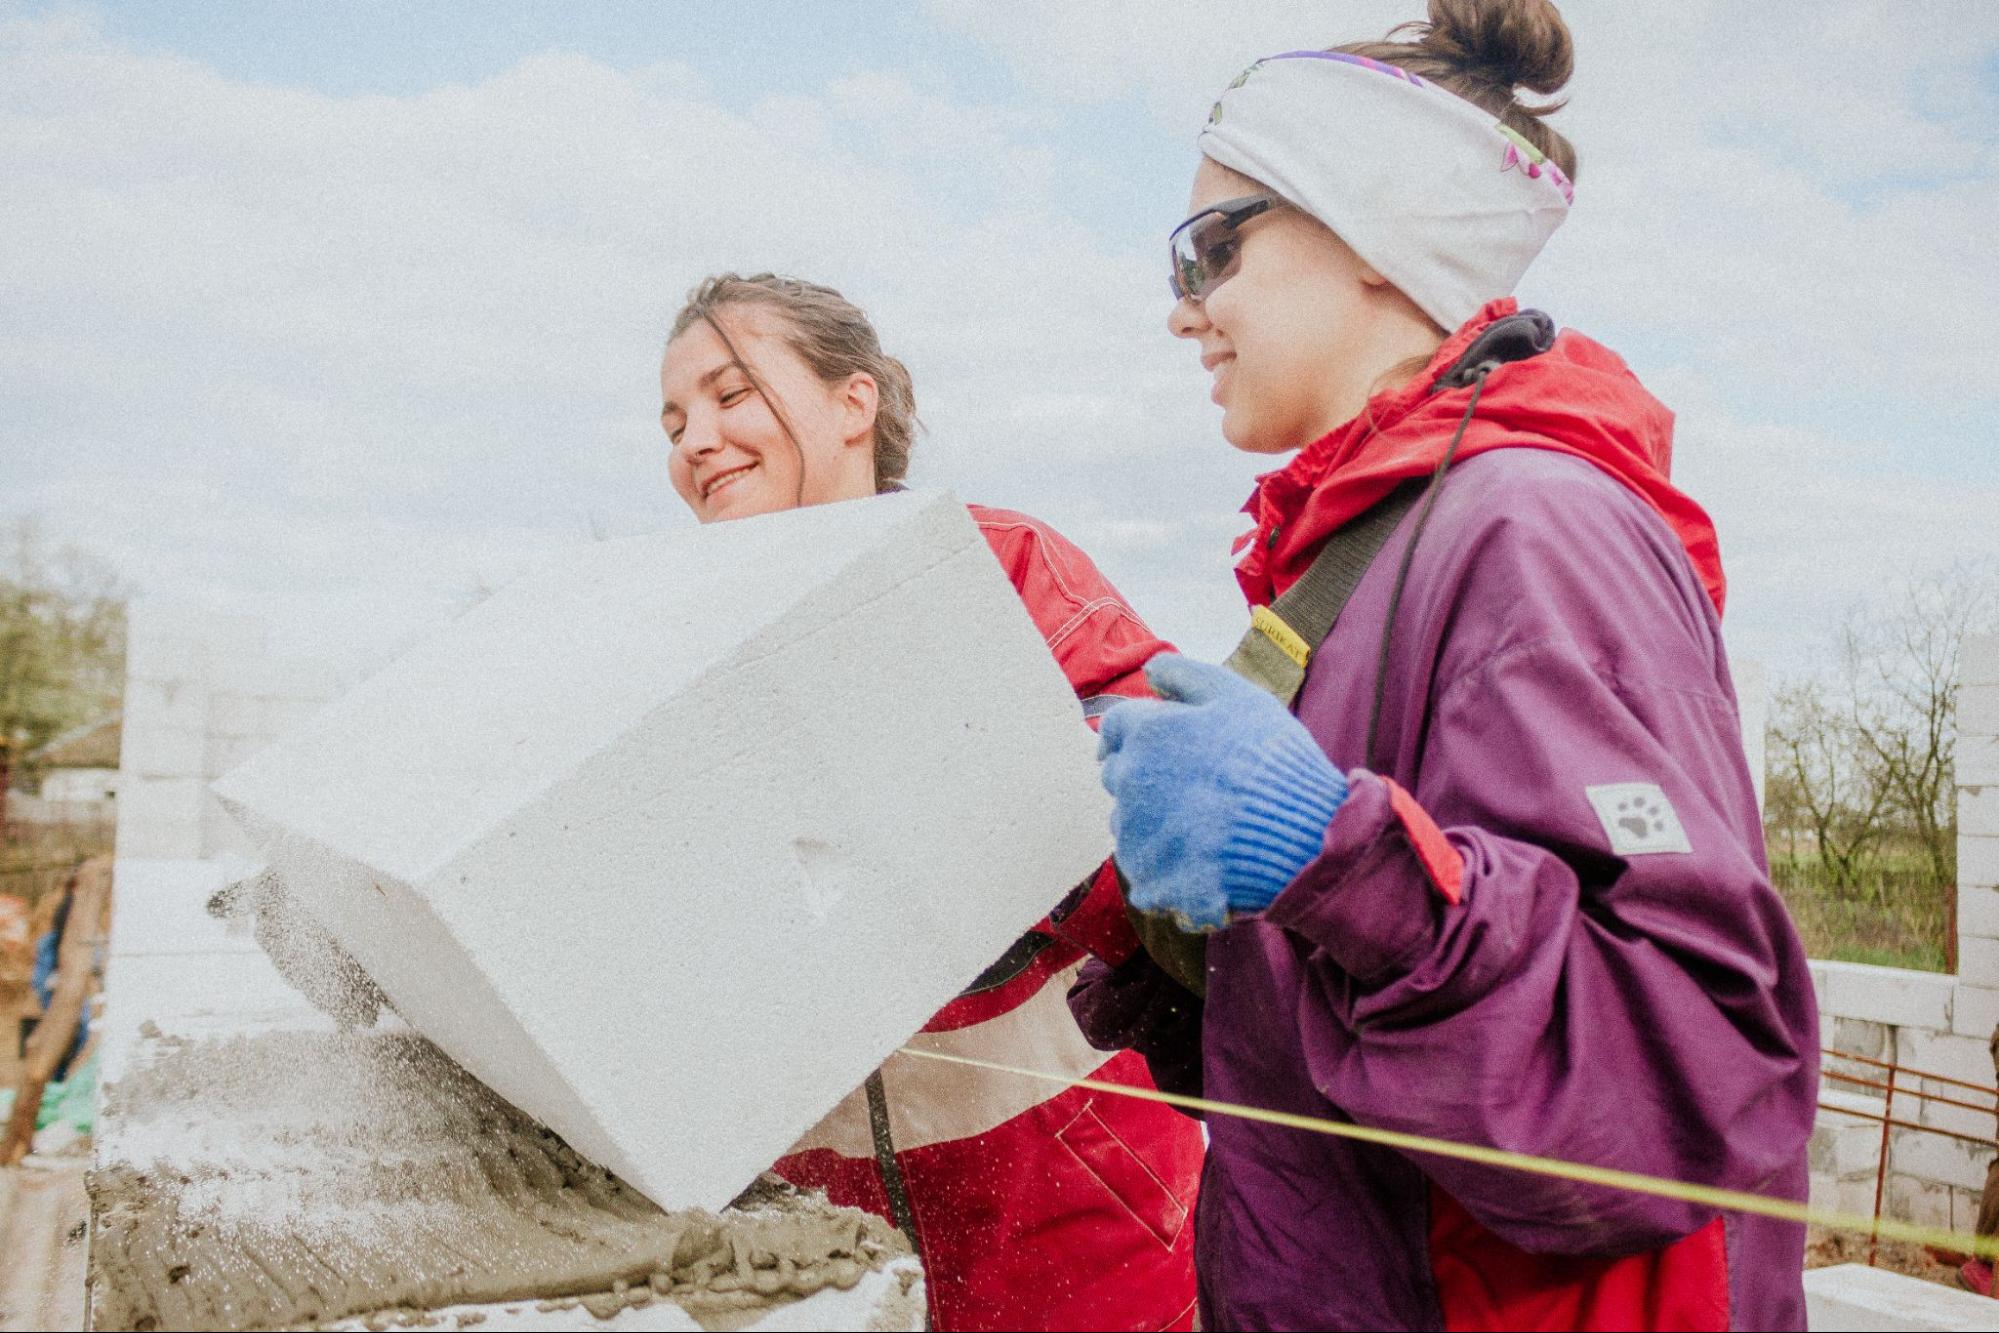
1056, 1101, 1189, 1249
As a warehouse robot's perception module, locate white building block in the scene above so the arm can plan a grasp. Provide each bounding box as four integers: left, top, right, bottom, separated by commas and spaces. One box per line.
1964, 887, 1999, 942
1805, 1264, 1999, 1332
1899, 1029, 1993, 1090
1954, 985, 1999, 1042
115, 777, 207, 859
1965, 838, 1999, 895
122, 724, 207, 779
207, 691, 268, 739
1820, 960, 1956, 1030
1964, 635, 1999, 690
1813, 1093, 1887, 1179
211, 491, 1115, 1214
121, 677, 208, 734
1964, 680, 1999, 741
1962, 936, 1999, 990
1967, 786, 1999, 842
1892, 1124, 1994, 1192
1961, 737, 1999, 789
1887, 1174, 1954, 1229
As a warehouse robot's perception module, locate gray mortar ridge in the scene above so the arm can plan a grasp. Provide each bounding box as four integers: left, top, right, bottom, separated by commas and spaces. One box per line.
87, 1030, 914, 1331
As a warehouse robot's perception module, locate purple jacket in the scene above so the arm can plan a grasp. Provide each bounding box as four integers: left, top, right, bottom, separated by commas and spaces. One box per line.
1073, 449, 1818, 1330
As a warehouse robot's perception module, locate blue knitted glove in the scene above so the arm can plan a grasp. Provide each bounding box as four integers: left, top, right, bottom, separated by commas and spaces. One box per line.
1097, 653, 1349, 931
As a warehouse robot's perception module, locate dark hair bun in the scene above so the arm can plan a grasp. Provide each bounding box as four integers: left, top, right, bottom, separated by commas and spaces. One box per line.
1419, 0, 1573, 96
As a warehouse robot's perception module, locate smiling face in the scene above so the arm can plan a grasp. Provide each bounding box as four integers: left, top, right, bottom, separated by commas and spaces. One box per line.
1167, 158, 1441, 454
660, 306, 880, 523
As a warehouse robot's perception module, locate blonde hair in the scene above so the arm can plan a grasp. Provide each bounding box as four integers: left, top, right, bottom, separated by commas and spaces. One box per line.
669, 273, 920, 491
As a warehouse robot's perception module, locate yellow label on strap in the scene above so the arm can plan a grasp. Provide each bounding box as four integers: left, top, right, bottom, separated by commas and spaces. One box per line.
1251, 605, 1311, 669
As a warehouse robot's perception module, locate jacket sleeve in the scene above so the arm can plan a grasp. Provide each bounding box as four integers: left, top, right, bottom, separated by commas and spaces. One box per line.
976, 509, 1171, 965
1264, 532, 1819, 1257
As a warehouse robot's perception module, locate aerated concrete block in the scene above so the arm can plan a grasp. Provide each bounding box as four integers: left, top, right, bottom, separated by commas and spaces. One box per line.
1891, 1124, 1994, 1192
211, 491, 1114, 1214
1967, 636, 1999, 690
1964, 838, 1999, 894
1819, 960, 1955, 1030
1963, 887, 1999, 942
1962, 936, 1999, 990
1953, 985, 1999, 1042
1806, 1263, 1999, 1332
1961, 737, 1999, 789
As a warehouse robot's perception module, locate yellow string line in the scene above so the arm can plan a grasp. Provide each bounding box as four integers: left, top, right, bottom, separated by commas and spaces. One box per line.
898, 1046, 1999, 1261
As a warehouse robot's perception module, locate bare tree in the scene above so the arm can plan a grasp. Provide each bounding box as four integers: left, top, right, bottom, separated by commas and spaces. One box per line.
1768, 679, 1894, 893
1837, 563, 1995, 889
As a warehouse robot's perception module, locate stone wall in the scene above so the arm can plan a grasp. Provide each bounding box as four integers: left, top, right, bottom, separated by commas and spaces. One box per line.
116, 604, 342, 860
1808, 632, 1999, 1235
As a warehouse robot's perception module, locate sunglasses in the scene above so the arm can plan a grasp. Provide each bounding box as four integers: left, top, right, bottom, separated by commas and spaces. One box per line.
1168, 193, 1285, 302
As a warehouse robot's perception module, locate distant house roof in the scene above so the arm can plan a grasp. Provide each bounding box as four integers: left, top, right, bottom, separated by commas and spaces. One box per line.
28, 714, 122, 769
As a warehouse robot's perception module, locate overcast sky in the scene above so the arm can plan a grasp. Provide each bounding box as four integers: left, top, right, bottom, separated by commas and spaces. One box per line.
6, 1, 1998, 681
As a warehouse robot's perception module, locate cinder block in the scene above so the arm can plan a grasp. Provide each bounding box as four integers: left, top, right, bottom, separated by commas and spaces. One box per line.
204, 734, 269, 781
1963, 680, 1999, 739
1965, 837, 1999, 894
1917, 1090, 1995, 1143
1886, 1173, 1954, 1229
1962, 935, 1999, 989
1805, 1263, 1999, 1331
259, 695, 323, 739
1953, 984, 1999, 1042
123, 632, 204, 686
112, 814, 201, 861
1833, 1017, 1893, 1063
1964, 887, 1999, 941
1965, 786, 1999, 842
122, 725, 207, 779
1813, 1100, 1887, 1179
1820, 960, 1955, 1029
1965, 635, 1999, 689
1961, 737, 1999, 788
211, 491, 1114, 1214
207, 691, 266, 739
1898, 1029, 1992, 1087
1892, 1124, 1994, 1191
121, 678, 207, 734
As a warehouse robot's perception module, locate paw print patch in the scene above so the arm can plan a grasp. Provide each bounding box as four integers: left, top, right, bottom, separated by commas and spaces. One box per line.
1584, 783, 1692, 856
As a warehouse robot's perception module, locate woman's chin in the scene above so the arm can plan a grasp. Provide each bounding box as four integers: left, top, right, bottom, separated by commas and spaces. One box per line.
701, 477, 782, 523
1221, 409, 1292, 457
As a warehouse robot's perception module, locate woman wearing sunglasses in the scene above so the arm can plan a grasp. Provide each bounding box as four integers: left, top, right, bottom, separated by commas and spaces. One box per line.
658, 272, 1202, 1333
1080, 3, 1817, 1329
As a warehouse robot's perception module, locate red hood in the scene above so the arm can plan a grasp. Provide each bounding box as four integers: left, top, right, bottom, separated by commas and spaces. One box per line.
1233, 298, 1725, 616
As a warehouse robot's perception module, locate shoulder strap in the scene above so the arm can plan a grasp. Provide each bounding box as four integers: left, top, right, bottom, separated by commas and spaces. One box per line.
1223, 481, 1424, 706
1131, 483, 1421, 1000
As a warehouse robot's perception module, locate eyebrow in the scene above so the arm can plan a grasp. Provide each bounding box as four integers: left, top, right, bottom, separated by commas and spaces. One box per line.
660, 362, 742, 422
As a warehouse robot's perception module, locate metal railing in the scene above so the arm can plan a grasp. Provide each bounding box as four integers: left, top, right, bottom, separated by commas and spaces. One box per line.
1819, 1046, 1999, 1274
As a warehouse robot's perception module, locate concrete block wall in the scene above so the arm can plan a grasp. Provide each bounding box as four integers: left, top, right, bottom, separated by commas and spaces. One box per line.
117, 603, 342, 860
1807, 633, 1999, 1233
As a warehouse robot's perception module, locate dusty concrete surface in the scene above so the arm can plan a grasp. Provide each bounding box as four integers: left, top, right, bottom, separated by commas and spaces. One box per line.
0, 1161, 90, 1332
89, 1031, 909, 1332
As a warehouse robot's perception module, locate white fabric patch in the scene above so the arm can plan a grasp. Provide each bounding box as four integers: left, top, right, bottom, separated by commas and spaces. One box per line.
1585, 783, 1692, 856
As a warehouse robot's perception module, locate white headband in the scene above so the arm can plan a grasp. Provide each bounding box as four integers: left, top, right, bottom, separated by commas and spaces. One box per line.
1198, 51, 1571, 332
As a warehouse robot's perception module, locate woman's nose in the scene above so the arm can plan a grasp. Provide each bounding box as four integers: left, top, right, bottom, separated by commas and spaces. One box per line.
676, 411, 725, 458
1167, 295, 1207, 339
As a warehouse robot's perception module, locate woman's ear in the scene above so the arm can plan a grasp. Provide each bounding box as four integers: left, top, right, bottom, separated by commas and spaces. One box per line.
837, 372, 880, 450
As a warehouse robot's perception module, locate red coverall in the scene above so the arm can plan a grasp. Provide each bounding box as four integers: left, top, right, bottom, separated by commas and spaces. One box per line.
774, 505, 1204, 1332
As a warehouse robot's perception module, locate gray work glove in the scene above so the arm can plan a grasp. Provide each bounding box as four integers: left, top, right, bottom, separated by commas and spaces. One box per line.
207, 867, 390, 1029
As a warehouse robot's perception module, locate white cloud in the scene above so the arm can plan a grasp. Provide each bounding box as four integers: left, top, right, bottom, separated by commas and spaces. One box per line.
4, 3, 1998, 688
